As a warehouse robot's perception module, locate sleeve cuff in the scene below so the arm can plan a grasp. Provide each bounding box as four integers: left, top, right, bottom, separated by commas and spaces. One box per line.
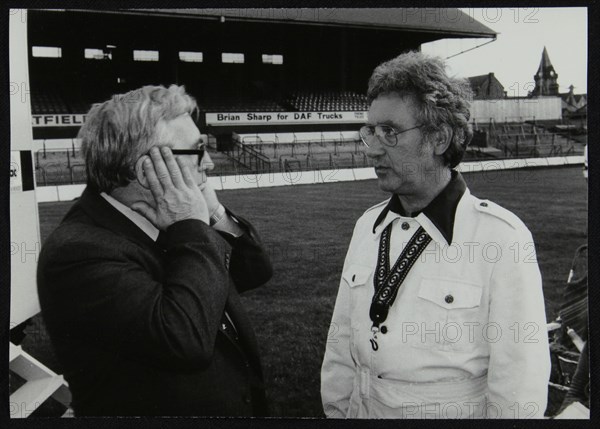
212, 206, 244, 237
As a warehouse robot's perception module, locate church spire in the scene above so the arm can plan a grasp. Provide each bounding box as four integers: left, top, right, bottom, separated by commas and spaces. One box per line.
532, 46, 559, 96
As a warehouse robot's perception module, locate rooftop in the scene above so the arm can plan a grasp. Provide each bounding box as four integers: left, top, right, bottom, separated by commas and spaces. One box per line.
84, 8, 497, 38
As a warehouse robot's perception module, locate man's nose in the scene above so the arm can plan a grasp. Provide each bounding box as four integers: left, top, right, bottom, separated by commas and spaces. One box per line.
200, 151, 214, 171
364, 138, 386, 159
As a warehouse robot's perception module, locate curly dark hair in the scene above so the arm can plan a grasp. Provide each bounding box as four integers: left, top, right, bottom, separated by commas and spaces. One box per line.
367, 51, 473, 168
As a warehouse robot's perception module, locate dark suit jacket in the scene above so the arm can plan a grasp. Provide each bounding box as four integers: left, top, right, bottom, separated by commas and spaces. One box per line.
37, 187, 272, 416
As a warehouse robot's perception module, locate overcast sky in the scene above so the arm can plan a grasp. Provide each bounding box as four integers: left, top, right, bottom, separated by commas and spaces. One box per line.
421, 7, 587, 95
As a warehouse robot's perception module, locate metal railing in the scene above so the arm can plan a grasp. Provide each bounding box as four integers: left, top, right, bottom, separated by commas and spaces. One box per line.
35, 148, 86, 186
224, 141, 272, 174
31, 131, 583, 187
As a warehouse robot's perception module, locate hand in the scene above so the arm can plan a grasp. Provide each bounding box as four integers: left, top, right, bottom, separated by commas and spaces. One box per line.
131, 146, 210, 229
199, 180, 221, 218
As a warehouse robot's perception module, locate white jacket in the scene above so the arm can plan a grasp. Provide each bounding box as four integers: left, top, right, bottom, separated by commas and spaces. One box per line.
321, 187, 550, 419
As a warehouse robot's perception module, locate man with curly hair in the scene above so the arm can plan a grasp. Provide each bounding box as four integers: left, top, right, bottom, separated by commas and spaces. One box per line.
321, 52, 549, 418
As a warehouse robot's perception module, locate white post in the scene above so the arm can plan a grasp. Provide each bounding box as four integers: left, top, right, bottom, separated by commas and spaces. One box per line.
10, 8, 41, 328
9, 8, 72, 418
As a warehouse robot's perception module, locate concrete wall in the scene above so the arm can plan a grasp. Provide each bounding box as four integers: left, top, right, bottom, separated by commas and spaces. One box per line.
471, 97, 562, 123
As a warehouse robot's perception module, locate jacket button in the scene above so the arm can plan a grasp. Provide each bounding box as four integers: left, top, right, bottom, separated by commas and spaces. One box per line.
401, 222, 410, 230
480, 202, 488, 207
244, 395, 251, 404
380, 326, 388, 334
445, 294, 454, 304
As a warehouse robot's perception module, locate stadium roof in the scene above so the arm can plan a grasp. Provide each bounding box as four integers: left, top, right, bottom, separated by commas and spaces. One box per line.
70, 8, 497, 38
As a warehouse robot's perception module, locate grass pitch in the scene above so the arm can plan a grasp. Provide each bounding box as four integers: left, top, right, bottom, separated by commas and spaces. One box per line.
28, 165, 587, 417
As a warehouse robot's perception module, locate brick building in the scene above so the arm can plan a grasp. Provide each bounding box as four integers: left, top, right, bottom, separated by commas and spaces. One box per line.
467, 72, 506, 99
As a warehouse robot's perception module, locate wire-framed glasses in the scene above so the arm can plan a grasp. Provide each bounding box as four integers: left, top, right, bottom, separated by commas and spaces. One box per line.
359, 124, 423, 147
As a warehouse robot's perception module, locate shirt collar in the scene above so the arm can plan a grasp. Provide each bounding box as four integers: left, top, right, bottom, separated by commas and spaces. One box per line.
372, 170, 467, 245
100, 192, 160, 242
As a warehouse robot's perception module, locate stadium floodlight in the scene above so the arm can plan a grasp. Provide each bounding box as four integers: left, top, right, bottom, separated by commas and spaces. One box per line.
222, 53, 244, 64
85, 48, 111, 60
32, 46, 62, 58
179, 51, 204, 63
133, 49, 159, 62
262, 54, 283, 65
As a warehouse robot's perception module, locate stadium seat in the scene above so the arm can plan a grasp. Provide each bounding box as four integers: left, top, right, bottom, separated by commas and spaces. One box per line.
285, 91, 368, 111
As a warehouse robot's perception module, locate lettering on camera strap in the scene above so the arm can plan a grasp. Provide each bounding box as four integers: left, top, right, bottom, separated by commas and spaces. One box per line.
369, 224, 432, 351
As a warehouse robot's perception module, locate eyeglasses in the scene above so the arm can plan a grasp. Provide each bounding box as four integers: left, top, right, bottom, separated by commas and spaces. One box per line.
359, 124, 424, 147
170, 143, 206, 166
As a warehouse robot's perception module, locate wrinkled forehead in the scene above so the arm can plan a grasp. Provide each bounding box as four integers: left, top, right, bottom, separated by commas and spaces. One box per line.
375, 90, 419, 106
368, 92, 420, 124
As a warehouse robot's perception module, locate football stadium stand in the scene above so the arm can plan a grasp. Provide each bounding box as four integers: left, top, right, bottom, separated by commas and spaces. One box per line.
30, 89, 70, 114
23, 8, 585, 187
32, 116, 584, 186
286, 91, 369, 111
10, 8, 588, 419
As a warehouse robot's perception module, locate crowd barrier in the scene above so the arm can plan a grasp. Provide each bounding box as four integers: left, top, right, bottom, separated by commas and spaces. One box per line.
36, 156, 584, 203
233, 131, 359, 145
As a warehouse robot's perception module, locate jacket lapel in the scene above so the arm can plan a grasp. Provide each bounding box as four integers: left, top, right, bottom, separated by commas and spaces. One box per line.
75, 187, 259, 362
224, 292, 262, 368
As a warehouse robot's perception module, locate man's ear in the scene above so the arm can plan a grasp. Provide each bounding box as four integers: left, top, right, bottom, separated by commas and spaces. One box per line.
433, 125, 452, 156
135, 156, 149, 189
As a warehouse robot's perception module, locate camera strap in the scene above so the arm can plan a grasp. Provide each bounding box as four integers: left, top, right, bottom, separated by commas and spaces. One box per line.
369, 223, 432, 351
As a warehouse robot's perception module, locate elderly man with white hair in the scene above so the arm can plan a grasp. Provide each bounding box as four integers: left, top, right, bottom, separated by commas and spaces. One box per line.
38, 85, 272, 417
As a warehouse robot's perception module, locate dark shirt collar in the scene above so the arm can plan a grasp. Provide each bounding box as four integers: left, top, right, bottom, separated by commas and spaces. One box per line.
372, 170, 467, 244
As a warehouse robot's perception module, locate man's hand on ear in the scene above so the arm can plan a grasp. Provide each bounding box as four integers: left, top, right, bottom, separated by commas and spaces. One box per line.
132, 146, 210, 230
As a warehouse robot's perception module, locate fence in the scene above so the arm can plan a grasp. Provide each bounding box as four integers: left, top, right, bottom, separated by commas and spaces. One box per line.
32, 125, 585, 187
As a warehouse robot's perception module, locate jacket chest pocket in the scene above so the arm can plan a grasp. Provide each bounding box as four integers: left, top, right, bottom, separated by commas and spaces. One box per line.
413, 277, 483, 351
342, 264, 373, 359
343, 265, 371, 286
343, 264, 373, 312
